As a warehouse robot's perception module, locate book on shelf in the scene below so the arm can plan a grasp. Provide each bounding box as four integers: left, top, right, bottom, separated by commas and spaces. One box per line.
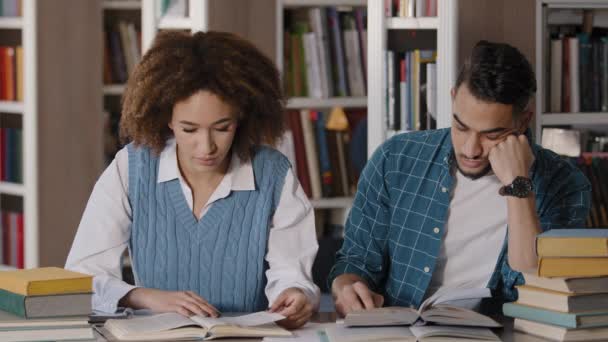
514, 318, 608, 342
0, 209, 24, 269
101, 311, 290, 341
104, 21, 140, 85
522, 271, 608, 294
344, 288, 500, 328
536, 228, 608, 257
503, 302, 608, 329
284, 6, 367, 98
0, 267, 92, 296
385, 0, 438, 18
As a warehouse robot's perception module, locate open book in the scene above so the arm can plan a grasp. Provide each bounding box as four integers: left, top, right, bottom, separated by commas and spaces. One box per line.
102, 311, 291, 341
344, 288, 501, 328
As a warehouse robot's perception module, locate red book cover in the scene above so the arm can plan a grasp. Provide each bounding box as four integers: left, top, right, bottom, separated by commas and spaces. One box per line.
0, 47, 7, 101
6, 47, 15, 101
16, 212, 23, 269
288, 110, 311, 197
2, 212, 9, 266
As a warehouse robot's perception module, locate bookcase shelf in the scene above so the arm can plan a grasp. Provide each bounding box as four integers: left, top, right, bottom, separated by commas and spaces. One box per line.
157, 16, 192, 30
0, 101, 24, 114
103, 0, 141, 10
0, 17, 22, 29
386, 17, 439, 30
541, 113, 608, 126
287, 97, 367, 109
311, 196, 354, 209
0, 182, 24, 196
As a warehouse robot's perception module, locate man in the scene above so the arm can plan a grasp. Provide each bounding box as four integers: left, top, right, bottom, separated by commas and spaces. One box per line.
329, 41, 591, 316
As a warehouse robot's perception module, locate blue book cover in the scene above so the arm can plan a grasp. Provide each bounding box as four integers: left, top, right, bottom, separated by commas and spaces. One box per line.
538, 229, 608, 238
503, 302, 608, 329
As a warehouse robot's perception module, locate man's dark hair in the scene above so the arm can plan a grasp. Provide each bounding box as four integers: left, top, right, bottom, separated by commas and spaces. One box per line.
455, 40, 537, 116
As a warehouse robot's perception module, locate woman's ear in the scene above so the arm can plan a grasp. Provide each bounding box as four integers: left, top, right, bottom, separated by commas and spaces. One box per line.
517, 110, 533, 133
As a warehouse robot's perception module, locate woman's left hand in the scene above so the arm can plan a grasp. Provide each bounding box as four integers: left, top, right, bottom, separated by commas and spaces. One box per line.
269, 287, 314, 329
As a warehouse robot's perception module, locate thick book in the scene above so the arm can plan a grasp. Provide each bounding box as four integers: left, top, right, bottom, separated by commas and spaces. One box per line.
522, 271, 608, 294
326, 324, 499, 342
538, 256, 608, 278
536, 229, 608, 257
517, 285, 608, 312
0, 267, 92, 296
0, 309, 92, 341
102, 311, 290, 341
503, 302, 608, 329
0, 288, 91, 318
514, 318, 608, 341
344, 288, 500, 328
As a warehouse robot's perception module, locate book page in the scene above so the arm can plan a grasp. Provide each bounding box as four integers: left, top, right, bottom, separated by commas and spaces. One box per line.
344, 307, 419, 326
191, 311, 285, 329
104, 312, 197, 335
326, 323, 415, 342
421, 305, 501, 328
419, 287, 491, 312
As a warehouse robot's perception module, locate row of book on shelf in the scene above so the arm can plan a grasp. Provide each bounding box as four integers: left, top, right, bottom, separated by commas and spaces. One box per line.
0, 46, 23, 102
0, 209, 23, 269
0, 0, 20, 17
279, 108, 365, 200
386, 49, 437, 131
284, 6, 366, 98
547, 9, 608, 113
0, 127, 22, 183
504, 228, 608, 341
103, 21, 141, 85
385, 0, 438, 18
575, 154, 608, 228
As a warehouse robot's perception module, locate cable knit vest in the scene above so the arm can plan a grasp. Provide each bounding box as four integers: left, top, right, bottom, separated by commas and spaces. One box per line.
127, 144, 289, 312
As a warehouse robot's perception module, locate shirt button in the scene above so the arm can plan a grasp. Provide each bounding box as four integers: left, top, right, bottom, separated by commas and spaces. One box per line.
441, 187, 448, 193
424, 266, 430, 273
433, 227, 440, 234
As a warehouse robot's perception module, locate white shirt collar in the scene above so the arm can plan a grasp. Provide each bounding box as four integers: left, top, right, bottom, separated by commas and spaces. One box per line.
157, 138, 255, 192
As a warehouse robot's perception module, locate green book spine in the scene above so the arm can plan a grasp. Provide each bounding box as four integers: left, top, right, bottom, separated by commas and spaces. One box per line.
0, 288, 26, 318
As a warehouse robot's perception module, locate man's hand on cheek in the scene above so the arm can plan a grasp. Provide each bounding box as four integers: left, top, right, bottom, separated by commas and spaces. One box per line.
488, 134, 535, 186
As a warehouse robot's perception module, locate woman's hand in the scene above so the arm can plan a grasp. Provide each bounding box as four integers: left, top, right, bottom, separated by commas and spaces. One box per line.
269, 287, 314, 329
120, 288, 220, 317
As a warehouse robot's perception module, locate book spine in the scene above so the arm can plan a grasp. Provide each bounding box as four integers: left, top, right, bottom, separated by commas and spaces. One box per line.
503, 303, 578, 329
0, 288, 26, 317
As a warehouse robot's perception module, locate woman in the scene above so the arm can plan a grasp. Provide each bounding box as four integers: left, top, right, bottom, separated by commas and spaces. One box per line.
66, 31, 319, 329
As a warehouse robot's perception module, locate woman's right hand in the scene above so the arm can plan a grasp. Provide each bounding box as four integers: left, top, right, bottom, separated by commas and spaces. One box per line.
120, 288, 220, 317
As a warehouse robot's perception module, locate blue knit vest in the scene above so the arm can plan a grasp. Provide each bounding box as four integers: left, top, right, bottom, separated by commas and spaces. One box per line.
126, 144, 290, 312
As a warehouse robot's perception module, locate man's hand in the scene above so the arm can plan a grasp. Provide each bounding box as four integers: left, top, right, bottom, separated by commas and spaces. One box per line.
489, 134, 535, 186
332, 275, 384, 317
269, 288, 313, 330
120, 288, 220, 317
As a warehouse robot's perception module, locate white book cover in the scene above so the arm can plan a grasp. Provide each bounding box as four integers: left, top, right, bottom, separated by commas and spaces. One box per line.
309, 8, 331, 98
426, 62, 437, 120
276, 130, 297, 178
416, 0, 426, 17
343, 30, 366, 97
407, 0, 415, 18
300, 110, 322, 199
387, 51, 395, 131
303, 33, 323, 98
569, 37, 580, 113
550, 39, 563, 113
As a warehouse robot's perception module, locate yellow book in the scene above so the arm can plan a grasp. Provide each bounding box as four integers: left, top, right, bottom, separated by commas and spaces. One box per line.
15, 46, 23, 102
538, 257, 608, 278
0, 267, 92, 296
536, 229, 608, 257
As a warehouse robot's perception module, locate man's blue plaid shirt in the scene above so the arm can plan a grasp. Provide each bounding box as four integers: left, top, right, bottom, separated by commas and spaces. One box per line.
329, 128, 591, 307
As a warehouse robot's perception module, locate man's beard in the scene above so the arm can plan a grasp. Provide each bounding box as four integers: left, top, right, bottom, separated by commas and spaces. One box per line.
456, 159, 492, 180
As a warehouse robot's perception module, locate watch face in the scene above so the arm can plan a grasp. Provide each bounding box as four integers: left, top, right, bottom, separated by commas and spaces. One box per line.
512, 176, 533, 198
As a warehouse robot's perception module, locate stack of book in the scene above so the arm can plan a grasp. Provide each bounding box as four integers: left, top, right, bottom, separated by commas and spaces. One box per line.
0, 267, 94, 341
504, 229, 608, 341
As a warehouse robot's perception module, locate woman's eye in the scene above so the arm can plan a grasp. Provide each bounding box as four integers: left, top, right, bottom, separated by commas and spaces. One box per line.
216, 126, 230, 132
183, 128, 196, 133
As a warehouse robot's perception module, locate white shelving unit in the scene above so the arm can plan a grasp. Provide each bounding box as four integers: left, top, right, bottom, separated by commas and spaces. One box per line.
0, 0, 103, 268
367, 0, 458, 157
276, 0, 368, 210
535, 0, 608, 139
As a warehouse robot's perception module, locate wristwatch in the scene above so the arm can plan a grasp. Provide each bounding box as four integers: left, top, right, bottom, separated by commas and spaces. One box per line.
499, 176, 533, 198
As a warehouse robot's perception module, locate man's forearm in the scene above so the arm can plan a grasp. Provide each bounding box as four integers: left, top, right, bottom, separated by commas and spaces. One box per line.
507, 196, 541, 272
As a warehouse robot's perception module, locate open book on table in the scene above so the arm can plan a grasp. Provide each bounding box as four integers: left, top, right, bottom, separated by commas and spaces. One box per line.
102, 311, 291, 341
326, 324, 500, 342
344, 288, 501, 328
